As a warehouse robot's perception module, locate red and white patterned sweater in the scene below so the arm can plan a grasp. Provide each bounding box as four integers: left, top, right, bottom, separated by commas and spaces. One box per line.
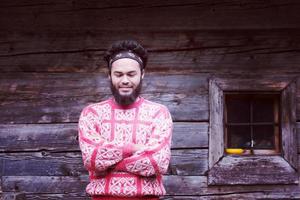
78, 97, 173, 197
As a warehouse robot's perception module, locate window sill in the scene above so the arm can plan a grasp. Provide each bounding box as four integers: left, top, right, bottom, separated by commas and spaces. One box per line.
226, 149, 281, 155
208, 155, 298, 185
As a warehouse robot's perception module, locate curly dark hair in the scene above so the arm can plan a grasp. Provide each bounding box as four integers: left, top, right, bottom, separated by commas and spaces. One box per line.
104, 40, 148, 72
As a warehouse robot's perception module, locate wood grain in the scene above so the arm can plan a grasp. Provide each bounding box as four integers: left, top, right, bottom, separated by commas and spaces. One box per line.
2, 175, 300, 196
208, 79, 224, 168
2, 192, 300, 200
0, 73, 209, 123
1, 0, 300, 199
1, 1, 300, 32
0, 149, 208, 177
208, 155, 298, 185
0, 122, 208, 152
0, 29, 299, 73
281, 80, 298, 170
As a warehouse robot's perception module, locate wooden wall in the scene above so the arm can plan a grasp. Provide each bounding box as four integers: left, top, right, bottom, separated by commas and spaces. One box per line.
1, 0, 300, 199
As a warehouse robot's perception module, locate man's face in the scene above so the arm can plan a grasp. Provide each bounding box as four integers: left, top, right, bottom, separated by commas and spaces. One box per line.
109, 58, 144, 106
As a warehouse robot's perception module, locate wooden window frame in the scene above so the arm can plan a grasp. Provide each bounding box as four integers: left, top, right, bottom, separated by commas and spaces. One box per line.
208, 76, 298, 185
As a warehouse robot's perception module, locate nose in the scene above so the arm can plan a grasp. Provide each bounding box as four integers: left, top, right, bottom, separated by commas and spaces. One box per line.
121, 75, 129, 85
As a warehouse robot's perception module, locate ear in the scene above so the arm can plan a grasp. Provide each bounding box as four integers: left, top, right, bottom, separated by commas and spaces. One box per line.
141, 70, 145, 79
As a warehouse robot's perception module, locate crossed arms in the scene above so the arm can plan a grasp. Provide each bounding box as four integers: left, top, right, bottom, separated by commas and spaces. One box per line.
78, 106, 173, 177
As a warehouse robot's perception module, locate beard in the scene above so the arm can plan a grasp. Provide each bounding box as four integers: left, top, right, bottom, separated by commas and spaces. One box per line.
110, 79, 142, 106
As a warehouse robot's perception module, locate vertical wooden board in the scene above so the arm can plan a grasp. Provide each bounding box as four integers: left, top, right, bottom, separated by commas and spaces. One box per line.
281, 80, 298, 169
296, 76, 300, 120
208, 79, 224, 168
0, 175, 2, 192
297, 123, 300, 153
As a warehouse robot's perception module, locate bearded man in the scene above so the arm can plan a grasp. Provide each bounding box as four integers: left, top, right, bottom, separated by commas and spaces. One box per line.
78, 40, 173, 200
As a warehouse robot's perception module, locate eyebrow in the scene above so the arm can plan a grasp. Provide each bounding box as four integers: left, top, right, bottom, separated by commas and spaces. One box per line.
113, 71, 137, 74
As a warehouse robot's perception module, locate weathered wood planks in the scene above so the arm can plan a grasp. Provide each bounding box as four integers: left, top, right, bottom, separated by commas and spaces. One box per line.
1, 0, 300, 31
1, 0, 300, 199
0, 73, 209, 123
0, 122, 208, 152
1, 30, 300, 73
2, 192, 300, 200
0, 150, 208, 177
2, 73, 300, 123
2, 175, 300, 197
208, 155, 298, 185
1, 0, 300, 74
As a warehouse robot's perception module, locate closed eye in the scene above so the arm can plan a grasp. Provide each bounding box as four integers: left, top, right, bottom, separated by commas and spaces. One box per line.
113, 72, 123, 77
127, 72, 137, 77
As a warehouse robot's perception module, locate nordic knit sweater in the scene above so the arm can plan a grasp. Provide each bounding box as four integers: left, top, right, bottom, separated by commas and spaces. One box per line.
78, 97, 173, 197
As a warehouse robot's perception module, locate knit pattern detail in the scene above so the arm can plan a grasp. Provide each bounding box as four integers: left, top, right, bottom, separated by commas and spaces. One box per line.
78, 97, 173, 197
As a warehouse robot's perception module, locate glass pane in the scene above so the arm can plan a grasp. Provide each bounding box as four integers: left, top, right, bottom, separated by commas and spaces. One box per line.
227, 125, 251, 148
252, 98, 275, 123
253, 125, 275, 149
226, 97, 250, 123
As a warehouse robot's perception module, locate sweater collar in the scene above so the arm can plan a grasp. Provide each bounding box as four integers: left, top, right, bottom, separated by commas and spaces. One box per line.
110, 96, 144, 109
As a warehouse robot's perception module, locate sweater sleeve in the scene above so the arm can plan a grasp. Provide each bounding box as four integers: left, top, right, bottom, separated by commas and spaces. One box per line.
114, 107, 173, 177
78, 106, 135, 173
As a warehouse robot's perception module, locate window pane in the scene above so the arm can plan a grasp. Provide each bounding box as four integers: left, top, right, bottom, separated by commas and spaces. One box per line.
252, 98, 275, 123
253, 125, 275, 149
226, 97, 250, 123
227, 125, 251, 148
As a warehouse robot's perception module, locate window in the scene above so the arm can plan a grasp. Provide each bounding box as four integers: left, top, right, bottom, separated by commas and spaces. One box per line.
208, 77, 298, 185
224, 93, 281, 155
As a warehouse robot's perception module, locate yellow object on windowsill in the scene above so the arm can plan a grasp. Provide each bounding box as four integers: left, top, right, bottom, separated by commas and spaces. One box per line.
225, 148, 245, 155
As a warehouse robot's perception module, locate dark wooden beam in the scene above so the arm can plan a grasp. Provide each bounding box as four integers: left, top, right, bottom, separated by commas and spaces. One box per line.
1, 30, 300, 73
1, 0, 300, 32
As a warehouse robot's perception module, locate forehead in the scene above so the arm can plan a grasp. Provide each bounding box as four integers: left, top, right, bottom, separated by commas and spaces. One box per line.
111, 58, 141, 73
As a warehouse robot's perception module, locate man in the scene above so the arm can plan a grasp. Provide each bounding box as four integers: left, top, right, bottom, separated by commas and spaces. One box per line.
78, 40, 173, 200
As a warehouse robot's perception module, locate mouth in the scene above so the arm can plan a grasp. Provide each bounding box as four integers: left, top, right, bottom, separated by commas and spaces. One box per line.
119, 87, 133, 93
